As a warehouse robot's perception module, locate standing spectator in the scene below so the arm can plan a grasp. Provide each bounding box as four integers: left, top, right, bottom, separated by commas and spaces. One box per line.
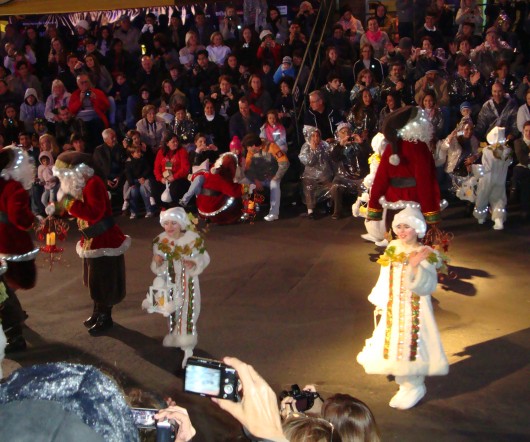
470, 27, 512, 79
68, 73, 110, 148
229, 96, 261, 140
396, 0, 414, 37
188, 10, 216, 47
448, 57, 484, 119
336, 5, 365, 45
241, 132, 289, 222
219, 4, 242, 46
353, 43, 384, 84
455, 0, 483, 35
325, 25, 355, 63
282, 22, 307, 59
415, 9, 445, 50
58, 53, 81, 93
7, 60, 42, 101
187, 49, 219, 116
54, 106, 87, 152
263, 6, 288, 44
139, 13, 160, 55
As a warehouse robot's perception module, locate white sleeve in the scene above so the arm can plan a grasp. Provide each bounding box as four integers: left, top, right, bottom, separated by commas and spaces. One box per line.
405, 261, 438, 296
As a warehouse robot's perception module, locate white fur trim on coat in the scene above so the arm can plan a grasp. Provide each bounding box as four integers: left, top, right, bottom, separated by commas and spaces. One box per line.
76, 236, 131, 258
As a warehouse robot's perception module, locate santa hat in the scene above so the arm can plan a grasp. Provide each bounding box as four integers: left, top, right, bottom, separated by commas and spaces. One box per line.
392, 206, 427, 239
54, 152, 95, 176
486, 127, 506, 145
382, 106, 433, 165
160, 207, 190, 229
213, 152, 238, 181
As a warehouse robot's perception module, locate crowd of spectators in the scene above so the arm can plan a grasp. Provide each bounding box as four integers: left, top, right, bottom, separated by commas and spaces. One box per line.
0, 0, 529, 221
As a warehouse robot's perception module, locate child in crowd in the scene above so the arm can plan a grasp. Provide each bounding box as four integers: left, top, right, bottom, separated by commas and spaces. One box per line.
260, 109, 288, 153
37, 151, 58, 206
357, 206, 448, 410
0, 104, 23, 145
123, 144, 156, 219
142, 207, 210, 368
20, 88, 45, 132
109, 72, 132, 131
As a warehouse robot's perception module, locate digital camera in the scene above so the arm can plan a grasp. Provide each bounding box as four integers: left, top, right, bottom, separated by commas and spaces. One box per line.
279, 384, 321, 412
130, 408, 174, 442
184, 356, 240, 401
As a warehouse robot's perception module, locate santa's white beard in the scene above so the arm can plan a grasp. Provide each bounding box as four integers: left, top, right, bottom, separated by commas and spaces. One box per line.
58, 174, 86, 200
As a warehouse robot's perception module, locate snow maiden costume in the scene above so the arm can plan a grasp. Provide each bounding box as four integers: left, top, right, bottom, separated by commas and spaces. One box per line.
357, 206, 449, 410
49, 152, 131, 335
142, 208, 210, 367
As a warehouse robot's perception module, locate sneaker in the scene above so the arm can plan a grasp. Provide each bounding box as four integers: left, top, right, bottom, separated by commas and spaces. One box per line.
264, 214, 278, 222
122, 201, 129, 211
149, 197, 156, 206
130, 213, 137, 219
145, 211, 154, 218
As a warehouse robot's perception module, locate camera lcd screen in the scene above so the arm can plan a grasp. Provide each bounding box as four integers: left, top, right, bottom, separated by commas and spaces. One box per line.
185, 364, 221, 396
131, 408, 157, 429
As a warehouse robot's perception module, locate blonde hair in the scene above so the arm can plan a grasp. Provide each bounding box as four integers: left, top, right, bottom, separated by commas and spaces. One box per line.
39, 133, 60, 157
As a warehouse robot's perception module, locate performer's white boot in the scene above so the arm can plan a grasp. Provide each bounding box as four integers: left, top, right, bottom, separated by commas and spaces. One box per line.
389, 375, 426, 410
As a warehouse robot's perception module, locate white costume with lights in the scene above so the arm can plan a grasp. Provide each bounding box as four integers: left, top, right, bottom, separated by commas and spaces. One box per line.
357, 207, 448, 410
473, 127, 512, 230
142, 208, 210, 367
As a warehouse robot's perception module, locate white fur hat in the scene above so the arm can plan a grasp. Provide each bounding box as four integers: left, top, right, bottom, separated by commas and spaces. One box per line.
392, 206, 427, 238
486, 127, 506, 145
160, 207, 190, 229
76, 20, 90, 31
371, 132, 387, 154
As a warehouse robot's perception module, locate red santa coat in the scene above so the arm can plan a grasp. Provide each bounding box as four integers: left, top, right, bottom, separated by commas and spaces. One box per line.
367, 139, 441, 224
196, 172, 243, 225
0, 178, 37, 289
67, 175, 130, 258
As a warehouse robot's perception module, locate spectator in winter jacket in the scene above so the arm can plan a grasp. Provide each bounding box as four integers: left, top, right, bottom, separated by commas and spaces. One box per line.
19, 88, 45, 132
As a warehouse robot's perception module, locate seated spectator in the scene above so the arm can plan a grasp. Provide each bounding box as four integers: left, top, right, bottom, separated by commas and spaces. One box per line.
476, 82, 519, 141
229, 96, 262, 140
260, 109, 288, 153
264, 6, 289, 44
93, 128, 126, 192
320, 72, 350, 118
58, 53, 81, 93
470, 27, 512, 79
67, 133, 86, 152
109, 71, 132, 129
421, 90, 445, 142
197, 98, 230, 151
455, 0, 483, 36
282, 22, 308, 59
241, 132, 289, 222
273, 56, 296, 85
208, 75, 241, 121
171, 104, 197, 150
187, 49, 220, 116
44, 79, 71, 124
353, 43, 384, 84
317, 46, 353, 90
39, 133, 60, 158
336, 5, 365, 45
304, 90, 342, 141
414, 67, 449, 110
0, 104, 23, 145
68, 73, 110, 147
448, 56, 484, 119
153, 132, 190, 207
455, 22, 483, 49
19, 88, 45, 132
113, 15, 141, 56
517, 90, 530, 134
350, 69, 381, 107
207, 32, 231, 67
282, 416, 334, 441
360, 16, 390, 60
54, 105, 87, 152
416, 8, 445, 50
381, 62, 414, 106
379, 90, 403, 128
325, 24, 354, 62
188, 9, 216, 47
220, 53, 242, 86
80, 52, 113, 94
139, 12, 160, 55
0, 80, 20, 117
375, 2, 395, 35
107, 38, 137, 79
292, 50, 310, 92
487, 60, 519, 97
257, 30, 282, 68
299, 127, 334, 219
346, 89, 379, 151
7, 60, 42, 101
178, 31, 205, 69
512, 121, 530, 220
136, 104, 166, 160
46, 37, 68, 80
414, 37, 442, 81
275, 77, 298, 140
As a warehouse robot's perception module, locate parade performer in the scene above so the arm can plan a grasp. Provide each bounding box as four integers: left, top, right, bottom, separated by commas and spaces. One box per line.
48, 152, 130, 335
142, 208, 210, 367
196, 152, 244, 225
0, 147, 39, 352
357, 206, 448, 410
367, 106, 443, 231
473, 127, 512, 230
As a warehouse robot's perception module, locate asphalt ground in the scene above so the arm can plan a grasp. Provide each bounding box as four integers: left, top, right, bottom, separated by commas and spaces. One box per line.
5, 200, 530, 442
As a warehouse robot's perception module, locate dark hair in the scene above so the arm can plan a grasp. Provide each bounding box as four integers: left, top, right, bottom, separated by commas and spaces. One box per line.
241, 132, 262, 148
422, 90, 437, 105
15, 60, 29, 70
523, 120, 530, 130
196, 49, 208, 58
327, 71, 341, 83
161, 131, 179, 154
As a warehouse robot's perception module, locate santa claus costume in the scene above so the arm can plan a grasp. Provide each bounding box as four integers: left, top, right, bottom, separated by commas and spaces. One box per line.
0, 147, 39, 353
50, 152, 130, 335
196, 152, 243, 225
142, 208, 210, 367
357, 207, 449, 410
367, 106, 445, 235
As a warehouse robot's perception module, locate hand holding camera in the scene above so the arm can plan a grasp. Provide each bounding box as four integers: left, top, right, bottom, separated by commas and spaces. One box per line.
155, 405, 196, 442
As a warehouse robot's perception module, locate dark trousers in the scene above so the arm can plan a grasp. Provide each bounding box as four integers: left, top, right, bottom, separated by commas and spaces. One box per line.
512, 166, 530, 212
83, 255, 126, 307
0, 278, 26, 338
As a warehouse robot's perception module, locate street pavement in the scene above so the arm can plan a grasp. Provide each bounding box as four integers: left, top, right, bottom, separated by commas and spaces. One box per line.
6, 202, 530, 441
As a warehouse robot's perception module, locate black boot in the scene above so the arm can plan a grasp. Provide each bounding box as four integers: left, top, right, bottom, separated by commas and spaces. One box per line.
4, 325, 27, 353
83, 303, 99, 328
88, 306, 113, 335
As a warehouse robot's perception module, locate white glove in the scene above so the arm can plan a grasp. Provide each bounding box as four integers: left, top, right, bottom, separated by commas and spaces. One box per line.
45, 204, 56, 216
141, 24, 153, 33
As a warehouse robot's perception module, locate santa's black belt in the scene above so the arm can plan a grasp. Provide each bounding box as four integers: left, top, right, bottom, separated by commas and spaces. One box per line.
0, 211, 8, 223
80, 217, 115, 239
200, 188, 222, 197
390, 177, 417, 188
